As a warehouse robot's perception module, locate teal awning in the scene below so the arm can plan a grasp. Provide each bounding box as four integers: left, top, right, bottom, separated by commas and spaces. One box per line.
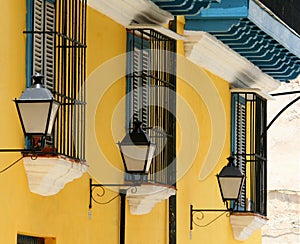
151, 0, 220, 15
184, 0, 300, 81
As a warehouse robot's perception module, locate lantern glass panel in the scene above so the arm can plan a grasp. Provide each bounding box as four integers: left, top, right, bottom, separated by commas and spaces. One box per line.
145, 143, 156, 173
121, 145, 148, 172
218, 177, 243, 200
17, 102, 51, 135
47, 101, 60, 135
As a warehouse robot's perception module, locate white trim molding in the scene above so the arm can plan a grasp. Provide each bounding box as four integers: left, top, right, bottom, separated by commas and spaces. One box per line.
87, 0, 173, 27
184, 31, 281, 93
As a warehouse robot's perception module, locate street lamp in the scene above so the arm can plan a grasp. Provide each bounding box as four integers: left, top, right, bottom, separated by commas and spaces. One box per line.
118, 120, 156, 174
90, 122, 156, 244
90, 120, 156, 206
14, 73, 60, 138
90, 120, 156, 207
190, 156, 245, 229
217, 156, 245, 205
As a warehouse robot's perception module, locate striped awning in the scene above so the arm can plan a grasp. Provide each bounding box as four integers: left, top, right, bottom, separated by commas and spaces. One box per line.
151, 0, 220, 16
184, 0, 300, 82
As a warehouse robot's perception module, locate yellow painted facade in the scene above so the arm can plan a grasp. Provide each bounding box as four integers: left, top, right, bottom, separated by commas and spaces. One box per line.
0, 1, 264, 244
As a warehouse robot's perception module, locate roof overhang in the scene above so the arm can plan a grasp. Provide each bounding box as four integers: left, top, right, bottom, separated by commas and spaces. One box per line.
87, 0, 173, 27
150, 0, 221, 16
249, 0, 300, 57
184, 31, 280, 92
184, 0, 300, 82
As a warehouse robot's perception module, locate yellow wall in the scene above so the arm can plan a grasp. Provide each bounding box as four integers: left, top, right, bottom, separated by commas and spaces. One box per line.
175, 19, 263, 243
0, 2, 125, 244
176, 70, 262, 243
0, 1, 263, 244
0, 2, 166, 243
86, 8, 169, 244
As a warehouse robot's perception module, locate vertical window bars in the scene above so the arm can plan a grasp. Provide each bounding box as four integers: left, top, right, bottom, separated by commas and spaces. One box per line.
126, 28, 176, 185
231, 92, 267, 215
55, 0, 87, 161
26, 0, 87, 162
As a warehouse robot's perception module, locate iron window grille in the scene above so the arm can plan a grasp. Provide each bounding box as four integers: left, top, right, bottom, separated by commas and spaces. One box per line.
126, 28, 176, 185
25, 0, 87, 162
231, 92, 267, 216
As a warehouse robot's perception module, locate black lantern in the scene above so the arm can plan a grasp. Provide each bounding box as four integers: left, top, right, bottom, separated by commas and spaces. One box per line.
118, 121, 156, 174
217, 156, 245, 203
14, 74, 60, 137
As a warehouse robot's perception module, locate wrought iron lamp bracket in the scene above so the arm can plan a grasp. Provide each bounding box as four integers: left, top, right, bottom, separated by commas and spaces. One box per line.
0, 148, 45, 160
190, 204, 233, 230
0, 135, 50, 156
89, 179, 140, 209
0, 149, 33, 153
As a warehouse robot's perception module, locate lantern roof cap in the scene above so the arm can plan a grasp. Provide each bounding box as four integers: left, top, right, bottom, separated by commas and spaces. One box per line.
120, 121, 152, 146
218, 156, 243, 177
18, 74, 55, 101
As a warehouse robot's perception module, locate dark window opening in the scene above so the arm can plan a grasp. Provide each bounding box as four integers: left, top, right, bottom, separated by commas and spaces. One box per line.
17, 234, 44, 244
126, 28, 176, 186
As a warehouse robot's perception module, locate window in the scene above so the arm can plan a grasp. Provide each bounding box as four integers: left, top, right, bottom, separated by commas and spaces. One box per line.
17, 234, 44, 244
26, 0, 87, 161
126, 28, 176, 185
231, 91, 267, 215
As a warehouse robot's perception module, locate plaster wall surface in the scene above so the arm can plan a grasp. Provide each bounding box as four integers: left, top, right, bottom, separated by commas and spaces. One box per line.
262, 79, 300, 243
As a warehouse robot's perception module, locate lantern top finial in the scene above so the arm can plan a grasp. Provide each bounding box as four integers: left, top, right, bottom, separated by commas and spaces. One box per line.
226, 156, 235, 167
31, 73, 45, 88
132, 120, 144, 134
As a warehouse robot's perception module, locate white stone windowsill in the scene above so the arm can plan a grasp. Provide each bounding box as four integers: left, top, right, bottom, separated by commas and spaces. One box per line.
125, 182, 176, 215
230, 212, 268, 241
23, 155, 88, 196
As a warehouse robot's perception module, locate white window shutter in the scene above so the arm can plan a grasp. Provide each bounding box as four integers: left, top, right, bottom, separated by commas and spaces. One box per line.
132, 47, 150, 126
141, 49, 149, 126
132, 47, 141, 123
32, 0, 43, 76
32, 0, 55, 91
234, 98, 247, 208
44, 0, 55, 90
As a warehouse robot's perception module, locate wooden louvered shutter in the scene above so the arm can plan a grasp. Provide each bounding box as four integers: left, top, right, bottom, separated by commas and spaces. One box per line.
131, 46, 150, 126
132, 47, 141, 123
232, 94, 247, 210
231, 92, 267, 215
32, 0, 43, 75
32, 0, 55, 91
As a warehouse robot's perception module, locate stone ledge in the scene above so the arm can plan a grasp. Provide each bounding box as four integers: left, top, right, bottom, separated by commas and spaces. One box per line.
126, 182, 176, 215
23, 155, 88, 196
230, 212, 268, 241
